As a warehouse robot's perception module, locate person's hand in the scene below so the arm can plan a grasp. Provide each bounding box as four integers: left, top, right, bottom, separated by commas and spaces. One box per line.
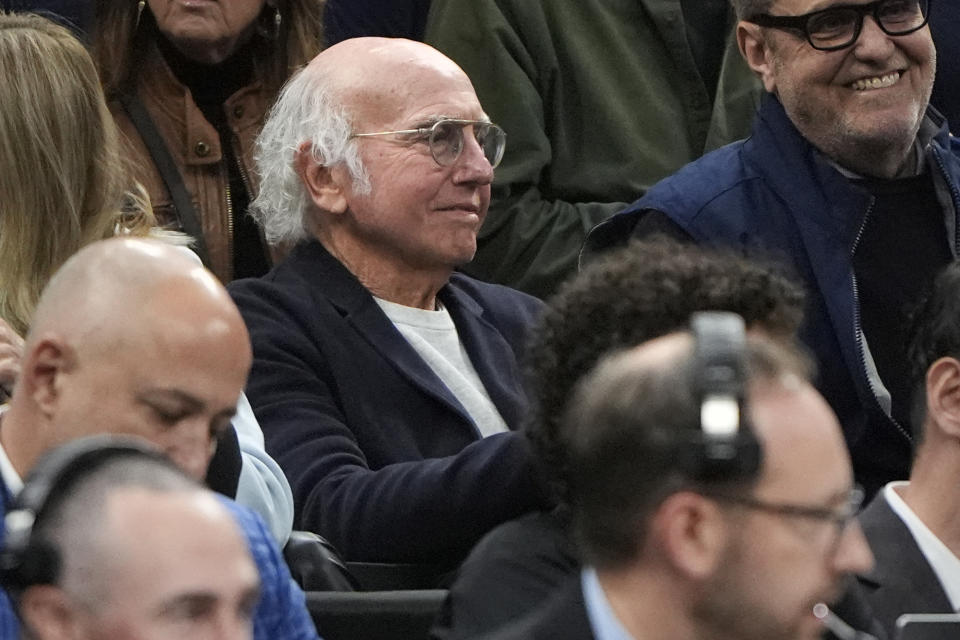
0, 318, 24, 401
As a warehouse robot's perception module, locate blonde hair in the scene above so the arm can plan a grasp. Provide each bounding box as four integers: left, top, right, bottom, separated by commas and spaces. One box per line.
0, 12, 154, 335
94, 0, 325, 99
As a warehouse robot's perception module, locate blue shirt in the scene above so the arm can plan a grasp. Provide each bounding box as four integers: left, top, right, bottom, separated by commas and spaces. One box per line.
217, 496, 321, 640
582, 567, 636, 640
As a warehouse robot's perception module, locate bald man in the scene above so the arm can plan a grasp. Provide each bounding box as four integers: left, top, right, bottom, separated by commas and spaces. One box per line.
230, 38, 551, 566
0, 248, 293, 544
0, 238, 319, 639
15, 445, 260, 640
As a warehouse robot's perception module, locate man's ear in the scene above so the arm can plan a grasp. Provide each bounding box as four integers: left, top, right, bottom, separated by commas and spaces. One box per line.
650, 491, 728, 580
19, 585, 79, 640
294, 142, 349, 215
924, 357, 960, 439
21, 335, 75, 420
737, 22, 778, 93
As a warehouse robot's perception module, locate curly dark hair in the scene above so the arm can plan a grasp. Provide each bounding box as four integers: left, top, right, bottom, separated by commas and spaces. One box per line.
524, 237, 806, 502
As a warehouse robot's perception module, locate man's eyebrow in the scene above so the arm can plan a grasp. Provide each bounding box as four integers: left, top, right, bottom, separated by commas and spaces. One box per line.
822, 486, 856, 508
154, 592, 218, 617
408, 114, 493, 128
137, 389, 205, 412
805, 0, 849, 14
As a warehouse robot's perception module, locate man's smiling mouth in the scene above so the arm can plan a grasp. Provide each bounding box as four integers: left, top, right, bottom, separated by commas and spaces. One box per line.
850, 72, 901, 91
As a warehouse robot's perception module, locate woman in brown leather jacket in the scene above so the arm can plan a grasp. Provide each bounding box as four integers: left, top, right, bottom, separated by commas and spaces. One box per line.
93, 0, 324, 282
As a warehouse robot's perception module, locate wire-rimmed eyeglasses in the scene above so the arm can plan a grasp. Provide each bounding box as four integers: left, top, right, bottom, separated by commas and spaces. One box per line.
351, 118, 507, 169
704, 485, 865, 554
746, 0, 929, 52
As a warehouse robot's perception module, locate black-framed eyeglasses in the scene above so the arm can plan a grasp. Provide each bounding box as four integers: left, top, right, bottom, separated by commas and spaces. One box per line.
351, 118, 507, 169
746, 0, 929, 51
705, 485, 865, 553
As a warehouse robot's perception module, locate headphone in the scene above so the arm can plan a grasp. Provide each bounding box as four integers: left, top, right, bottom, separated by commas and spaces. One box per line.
679, 311, 763, 482
0, 436, 173, 593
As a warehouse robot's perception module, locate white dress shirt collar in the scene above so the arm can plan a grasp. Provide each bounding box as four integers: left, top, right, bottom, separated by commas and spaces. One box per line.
884, 481, 960, 611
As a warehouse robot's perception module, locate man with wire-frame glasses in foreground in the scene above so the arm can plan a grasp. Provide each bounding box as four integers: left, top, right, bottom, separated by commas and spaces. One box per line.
229, 38, 552, 567
857, 260, 960, 638
481, 320, 874, 640
585, 0, 955, 502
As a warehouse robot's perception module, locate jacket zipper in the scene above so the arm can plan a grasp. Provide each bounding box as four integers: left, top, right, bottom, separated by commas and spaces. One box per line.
224, 133, 254, 278
224, 172, 234, 275
232, 135, 270, 262
850, 197, 912, 444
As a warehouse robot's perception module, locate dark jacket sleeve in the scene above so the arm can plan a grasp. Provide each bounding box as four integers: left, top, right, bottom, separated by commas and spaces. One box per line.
231, 277, 551, 565
204, 425, 242, 499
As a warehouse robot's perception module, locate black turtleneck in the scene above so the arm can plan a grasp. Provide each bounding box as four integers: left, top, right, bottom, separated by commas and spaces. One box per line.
157, 37, 270, 280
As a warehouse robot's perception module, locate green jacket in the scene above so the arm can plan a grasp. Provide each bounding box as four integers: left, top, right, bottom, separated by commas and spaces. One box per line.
426, 0, 761, 297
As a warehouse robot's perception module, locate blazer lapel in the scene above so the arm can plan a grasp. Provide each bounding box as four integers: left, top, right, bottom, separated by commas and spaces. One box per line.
301, 241, 476, 430
858, 493, 954, 615
441, 285, 527, 430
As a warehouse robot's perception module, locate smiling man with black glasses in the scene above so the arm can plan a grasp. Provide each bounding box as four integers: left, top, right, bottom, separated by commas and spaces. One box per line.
229, 38, 552, 566
585, 0, 958, 501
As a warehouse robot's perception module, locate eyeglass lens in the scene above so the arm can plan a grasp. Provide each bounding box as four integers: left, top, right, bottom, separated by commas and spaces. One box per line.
807, 0, 927, 50
826, 487, 865, 554
429, 121, 505, 168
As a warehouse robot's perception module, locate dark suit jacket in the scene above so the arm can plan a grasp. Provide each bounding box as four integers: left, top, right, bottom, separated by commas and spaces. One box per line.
476, 577, 595, 640
858, 491, 953, 638
434, 511, 578, 640
229, 240, 551, 564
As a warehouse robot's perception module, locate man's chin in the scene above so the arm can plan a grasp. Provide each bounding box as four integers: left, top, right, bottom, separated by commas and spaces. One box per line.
842, 111, 923, 150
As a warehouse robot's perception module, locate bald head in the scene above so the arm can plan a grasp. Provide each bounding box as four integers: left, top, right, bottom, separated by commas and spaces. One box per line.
312, 37, 474, 113
5, 238, 252, 480
30, 238, 244, 355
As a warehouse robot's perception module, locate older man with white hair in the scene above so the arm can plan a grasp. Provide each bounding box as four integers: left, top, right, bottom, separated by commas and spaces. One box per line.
229, 38, 551, 567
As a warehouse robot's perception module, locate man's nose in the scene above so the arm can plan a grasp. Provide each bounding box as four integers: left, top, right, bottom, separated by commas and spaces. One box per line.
852, 13, 897, 60
164, 425, 215, 481
452, 129, 495, 185
832, 519, 875, 576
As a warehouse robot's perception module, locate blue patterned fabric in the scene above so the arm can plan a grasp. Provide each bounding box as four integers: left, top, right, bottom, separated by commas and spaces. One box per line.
0, 477, 18, 638
216, 496, 321, 640
0, 478, 319, 640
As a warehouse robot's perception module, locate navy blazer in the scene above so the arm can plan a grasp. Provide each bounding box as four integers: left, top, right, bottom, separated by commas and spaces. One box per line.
229, 240, 551, 564
858, 491, 953, 639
